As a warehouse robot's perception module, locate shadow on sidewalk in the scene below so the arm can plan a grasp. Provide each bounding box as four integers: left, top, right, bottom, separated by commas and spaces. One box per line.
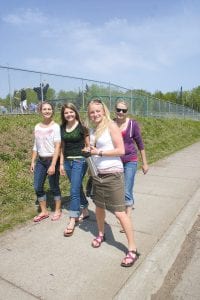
79, 209, 127, 254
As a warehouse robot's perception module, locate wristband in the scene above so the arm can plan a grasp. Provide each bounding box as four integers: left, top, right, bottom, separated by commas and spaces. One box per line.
98, 150, 103, 157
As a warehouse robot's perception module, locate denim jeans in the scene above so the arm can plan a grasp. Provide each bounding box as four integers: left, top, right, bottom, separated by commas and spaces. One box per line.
123, 161, 138, 207
34, 158, 61, 202
64, 158, 88, 218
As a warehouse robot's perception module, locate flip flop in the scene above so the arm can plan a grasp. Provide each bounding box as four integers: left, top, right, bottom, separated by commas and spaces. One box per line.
33, 214, 49, 222
51, 212, 62, 221
63, 226, 75, 237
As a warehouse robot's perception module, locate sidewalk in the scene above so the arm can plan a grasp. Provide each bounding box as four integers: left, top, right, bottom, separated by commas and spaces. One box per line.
1, 142, 200, 300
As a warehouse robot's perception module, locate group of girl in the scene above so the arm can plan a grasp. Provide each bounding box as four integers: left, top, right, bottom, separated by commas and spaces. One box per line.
30, 99, 148, 267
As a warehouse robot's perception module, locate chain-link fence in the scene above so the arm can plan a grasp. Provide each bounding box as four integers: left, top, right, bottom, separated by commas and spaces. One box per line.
0, 65, 200, 120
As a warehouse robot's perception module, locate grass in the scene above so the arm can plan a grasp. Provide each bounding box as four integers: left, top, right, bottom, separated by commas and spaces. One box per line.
1, 113, 200, 233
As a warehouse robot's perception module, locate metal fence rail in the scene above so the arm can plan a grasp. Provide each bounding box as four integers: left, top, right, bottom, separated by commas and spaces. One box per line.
0, 65, 200, 120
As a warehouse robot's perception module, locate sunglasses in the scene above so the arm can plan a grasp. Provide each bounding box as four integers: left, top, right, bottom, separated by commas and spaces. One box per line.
87, 99, 102, 106
116, 108, 128, 113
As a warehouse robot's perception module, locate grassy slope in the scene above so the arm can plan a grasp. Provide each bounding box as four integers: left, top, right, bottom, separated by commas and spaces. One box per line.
1, 114, 200, 233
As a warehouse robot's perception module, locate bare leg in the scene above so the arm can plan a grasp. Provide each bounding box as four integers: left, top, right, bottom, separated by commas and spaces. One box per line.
91, 206, 106, 247
126, 206, 132, 220
115, 211, 137, 251
39, 200, 48, 215
33, 200, 49, 222
54, 199, 62, 214
96, 206, 105, 235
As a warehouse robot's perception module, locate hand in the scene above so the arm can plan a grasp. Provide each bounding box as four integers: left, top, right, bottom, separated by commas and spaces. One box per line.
81, 147, 91, 158
90, 146, 99, 156
60, 165, 66, 176
142, 164, 149, 175
47, 165, 55, 176
30, 162, 35, 173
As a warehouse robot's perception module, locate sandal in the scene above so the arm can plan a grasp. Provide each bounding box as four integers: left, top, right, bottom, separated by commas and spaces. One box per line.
33, 213, 49, 222
121, 250, 140, 267
78, 214, 89, 222
51, 212, 62, 221
63, 225, 75, 237
91, 235, 105, 248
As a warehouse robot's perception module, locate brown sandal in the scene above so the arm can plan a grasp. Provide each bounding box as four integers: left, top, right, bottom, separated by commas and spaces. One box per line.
91, 235, 105, 248
121, 250, 140, 267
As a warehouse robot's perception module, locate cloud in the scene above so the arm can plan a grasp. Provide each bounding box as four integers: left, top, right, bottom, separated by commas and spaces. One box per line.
2, 4, 200, 92
2, 8, 47, 25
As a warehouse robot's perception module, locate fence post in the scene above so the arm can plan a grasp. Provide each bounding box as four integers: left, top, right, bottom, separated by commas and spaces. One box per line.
109, 82, 112, 111
82, 79, 85, 110
40, 73, 43, 102
131, 90, 133, 114
7, 67, 12, 113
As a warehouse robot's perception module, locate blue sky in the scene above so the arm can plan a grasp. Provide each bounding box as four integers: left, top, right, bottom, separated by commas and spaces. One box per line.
1, 0, 200, 95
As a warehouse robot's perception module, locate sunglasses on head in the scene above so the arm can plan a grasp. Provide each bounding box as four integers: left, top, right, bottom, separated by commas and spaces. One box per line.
116, 108, 128, 113
87, 99, 102, 106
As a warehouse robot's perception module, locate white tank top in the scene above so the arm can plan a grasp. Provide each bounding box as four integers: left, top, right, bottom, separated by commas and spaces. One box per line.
90, 128, 123, 174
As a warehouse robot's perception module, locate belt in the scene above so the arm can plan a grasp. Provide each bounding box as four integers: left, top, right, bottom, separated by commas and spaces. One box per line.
98, 173, 113, 178
39, 156, 53, 161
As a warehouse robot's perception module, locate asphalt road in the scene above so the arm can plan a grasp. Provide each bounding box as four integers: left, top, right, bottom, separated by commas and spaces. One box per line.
151, 214, 200, 300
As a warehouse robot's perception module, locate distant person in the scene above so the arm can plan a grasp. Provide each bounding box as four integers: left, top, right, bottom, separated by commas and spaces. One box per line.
60, 103, 90, 237
33, 82, 49, 102
114, 99, 149, 232
20, 88, 28, 113
29, 102, 38, 113
30, 101, 62, 222
87, 98, 140, 267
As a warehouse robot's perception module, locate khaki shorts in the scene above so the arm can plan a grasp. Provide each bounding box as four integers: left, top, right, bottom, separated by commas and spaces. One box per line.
92, 173, 125, 213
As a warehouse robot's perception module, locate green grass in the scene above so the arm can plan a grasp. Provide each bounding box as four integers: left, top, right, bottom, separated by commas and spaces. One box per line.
1, 113, 200, 233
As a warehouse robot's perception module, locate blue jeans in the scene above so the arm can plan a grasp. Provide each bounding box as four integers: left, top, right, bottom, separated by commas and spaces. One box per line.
64, 158, 88, 218
123, 161, 138, 207
34, 158, 61, 202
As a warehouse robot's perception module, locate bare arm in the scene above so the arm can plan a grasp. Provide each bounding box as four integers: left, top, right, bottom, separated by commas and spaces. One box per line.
59, 141, 66, 176
47, 142, 61, 176
30, 150, 37, 172
140, 149, 149, 174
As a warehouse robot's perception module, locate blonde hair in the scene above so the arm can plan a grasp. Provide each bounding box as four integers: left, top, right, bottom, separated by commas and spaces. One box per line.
87, 98, 111, 141
115, 98, 129, 109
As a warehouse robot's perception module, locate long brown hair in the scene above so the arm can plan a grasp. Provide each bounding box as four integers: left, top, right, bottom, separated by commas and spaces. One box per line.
60, 102, 82, 127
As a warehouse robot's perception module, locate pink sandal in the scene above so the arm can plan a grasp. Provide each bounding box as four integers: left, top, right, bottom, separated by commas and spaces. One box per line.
91, 235, 105, 248
121, 250, 140, 267
33, 214, 49, 222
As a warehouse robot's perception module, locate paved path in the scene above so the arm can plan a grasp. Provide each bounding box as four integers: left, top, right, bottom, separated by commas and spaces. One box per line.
1, 142, 200, 300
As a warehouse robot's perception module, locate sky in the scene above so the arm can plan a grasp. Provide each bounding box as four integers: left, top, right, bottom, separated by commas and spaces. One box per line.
1, 0, 200, 96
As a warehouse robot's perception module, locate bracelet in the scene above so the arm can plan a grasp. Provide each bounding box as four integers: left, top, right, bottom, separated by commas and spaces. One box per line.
98, 150, 103, 157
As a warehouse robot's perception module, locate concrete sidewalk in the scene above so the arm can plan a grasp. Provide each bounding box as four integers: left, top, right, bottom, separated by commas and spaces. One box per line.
1, 142, 200, 300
